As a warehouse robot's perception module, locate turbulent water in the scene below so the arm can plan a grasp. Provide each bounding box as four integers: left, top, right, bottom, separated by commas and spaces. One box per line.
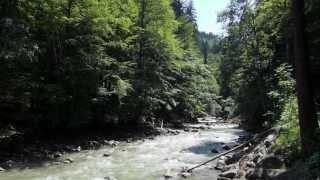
0, 118, 247, 180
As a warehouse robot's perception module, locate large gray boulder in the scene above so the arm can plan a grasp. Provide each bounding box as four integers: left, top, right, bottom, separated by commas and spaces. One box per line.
215, 159, 226, 170
246, 168, 264, 179
257, 155, 284, 169
219, 169, 237, 179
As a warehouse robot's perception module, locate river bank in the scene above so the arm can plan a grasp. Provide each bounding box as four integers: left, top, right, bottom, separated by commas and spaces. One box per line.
0, 123, 184, 171
0, 117, 250, 180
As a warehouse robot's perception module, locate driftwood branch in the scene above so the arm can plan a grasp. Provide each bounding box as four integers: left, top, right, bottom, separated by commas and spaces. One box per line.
186, 127, 280, 172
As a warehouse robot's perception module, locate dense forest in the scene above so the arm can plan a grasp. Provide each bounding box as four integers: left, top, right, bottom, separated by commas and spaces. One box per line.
0, 0, 320, 179
0, 0, 222, 131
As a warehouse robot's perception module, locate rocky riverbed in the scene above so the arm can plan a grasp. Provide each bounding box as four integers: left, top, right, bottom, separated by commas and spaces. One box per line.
212, 128, 287, 180
0, 117, 251, 180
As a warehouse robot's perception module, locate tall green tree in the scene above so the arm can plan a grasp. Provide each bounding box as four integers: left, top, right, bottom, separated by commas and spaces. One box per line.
218, 0, 292, 129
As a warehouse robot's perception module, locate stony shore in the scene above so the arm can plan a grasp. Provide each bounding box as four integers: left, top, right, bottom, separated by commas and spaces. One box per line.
0, 124, 187, 171
211, 128, 293, 180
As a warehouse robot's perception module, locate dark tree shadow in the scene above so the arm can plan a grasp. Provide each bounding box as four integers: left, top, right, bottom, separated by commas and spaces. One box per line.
184, 140, 225, 155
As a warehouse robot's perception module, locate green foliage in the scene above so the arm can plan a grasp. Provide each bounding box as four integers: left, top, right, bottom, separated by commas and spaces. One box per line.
171, 60, 220, 118
276, 97, 300, 154
217, 0, 292, 129
0, 2, 37, 127
0, 0, 220, 130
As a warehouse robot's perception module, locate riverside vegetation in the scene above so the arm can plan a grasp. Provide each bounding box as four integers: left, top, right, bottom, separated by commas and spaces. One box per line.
0, 0, 320, 179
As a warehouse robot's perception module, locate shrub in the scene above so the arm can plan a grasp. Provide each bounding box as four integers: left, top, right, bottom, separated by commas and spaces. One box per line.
276, 97, 301, 156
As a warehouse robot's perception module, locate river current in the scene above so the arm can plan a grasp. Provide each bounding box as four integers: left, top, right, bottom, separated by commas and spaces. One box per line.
0, 118, 247, 180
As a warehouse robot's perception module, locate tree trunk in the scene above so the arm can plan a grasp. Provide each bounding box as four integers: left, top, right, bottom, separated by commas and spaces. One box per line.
292, 0, 319, 157
136, 0, 147, 123
203, 49, 208, 64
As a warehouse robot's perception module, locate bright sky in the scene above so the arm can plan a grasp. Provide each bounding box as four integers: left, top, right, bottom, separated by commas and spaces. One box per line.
193, 0, 230, 34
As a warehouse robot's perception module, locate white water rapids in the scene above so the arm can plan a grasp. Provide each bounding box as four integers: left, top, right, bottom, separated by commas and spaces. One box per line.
0, 118, 247, 180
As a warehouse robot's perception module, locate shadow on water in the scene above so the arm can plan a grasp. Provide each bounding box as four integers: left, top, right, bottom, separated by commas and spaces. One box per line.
182, 127, 250, 156
183, 140, 225, 155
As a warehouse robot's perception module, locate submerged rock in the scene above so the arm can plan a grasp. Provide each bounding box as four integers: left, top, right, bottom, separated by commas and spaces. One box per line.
217, 177, 231, 180
103, 153, 111, 157
211, 148, 219, 153
183, 128, 190, 132
148, 136, 155, 140
222, 145, 231, 150
164, 173, 174, 179
52, 161, 62, 165
104, 176, 117, 180
180, 172, 192, 178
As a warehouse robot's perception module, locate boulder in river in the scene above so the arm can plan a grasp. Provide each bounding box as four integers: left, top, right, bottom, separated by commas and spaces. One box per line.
74, 146, 81, 152
53, 152, 63, 158
225, 153, 242, 165
164, 173, 174, 179
215, 159, 226, 170
180, 172, 192, 178
88, 141, 100, 148
191, 129, 199, 132
0, 167, 5, 172
106, 140, 119, 147
183, 128, 190, 132
63, 158, 74, 164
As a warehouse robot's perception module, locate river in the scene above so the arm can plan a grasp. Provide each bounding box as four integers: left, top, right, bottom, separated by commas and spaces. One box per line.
0, 118, 247, 180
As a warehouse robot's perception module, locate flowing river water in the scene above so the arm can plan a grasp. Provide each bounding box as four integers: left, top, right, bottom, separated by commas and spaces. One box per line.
0, 118, 247, 180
